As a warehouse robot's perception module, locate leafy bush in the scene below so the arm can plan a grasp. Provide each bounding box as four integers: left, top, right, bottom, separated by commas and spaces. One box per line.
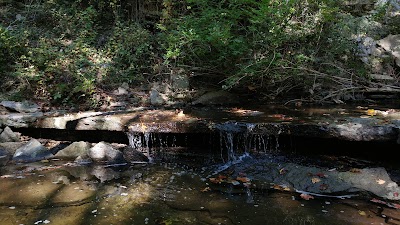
161, 0, 367, 98
0, 25, 23, 74
104, 21, 156, 86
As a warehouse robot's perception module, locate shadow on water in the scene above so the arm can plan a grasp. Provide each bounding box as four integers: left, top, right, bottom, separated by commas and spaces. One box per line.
1, 158, 399, 225
3, 116, 400, 224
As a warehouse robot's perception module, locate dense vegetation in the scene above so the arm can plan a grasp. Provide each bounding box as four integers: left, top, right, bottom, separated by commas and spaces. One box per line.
0, 0, 398, 109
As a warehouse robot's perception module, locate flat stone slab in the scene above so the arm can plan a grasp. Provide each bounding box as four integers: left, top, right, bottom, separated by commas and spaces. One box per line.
0, 105, 399, 142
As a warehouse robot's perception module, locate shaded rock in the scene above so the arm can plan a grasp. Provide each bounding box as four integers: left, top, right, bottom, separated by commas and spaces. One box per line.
0, 142, 26, 155
377, 34, 400, 67
150, 89, 165, 106
113, 85, 129, 96
191, 90, 240, 106
122, 146, 149, 162
0, 112, 43, 128
0, 148, 10, 166
340, 167, 400, 200
88, 141, 125, 163
228, 157, 400, 200
12, 139, 53, 162
171, 72, 189, 90
0, 100, 40, 113
0, 126, 20, 142
54, 141, 91, 159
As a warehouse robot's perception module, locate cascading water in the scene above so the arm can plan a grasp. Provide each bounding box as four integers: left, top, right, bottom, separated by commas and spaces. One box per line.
210, 122, 283, 176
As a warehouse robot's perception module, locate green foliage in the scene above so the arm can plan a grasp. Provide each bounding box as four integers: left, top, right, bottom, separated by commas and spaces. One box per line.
105, 21, 155, 85
0, 25, 23, 74
161, 0, 358, 92
0, 0, 395, 107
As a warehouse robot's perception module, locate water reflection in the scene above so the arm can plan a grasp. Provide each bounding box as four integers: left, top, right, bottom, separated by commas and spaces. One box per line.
0, 152, 399, 225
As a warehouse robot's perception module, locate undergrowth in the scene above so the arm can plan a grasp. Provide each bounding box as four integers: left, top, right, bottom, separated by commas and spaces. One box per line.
0, 0, 398, 108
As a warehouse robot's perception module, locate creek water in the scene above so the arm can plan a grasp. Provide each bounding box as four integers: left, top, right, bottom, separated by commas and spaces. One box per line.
1, 120, 400, 225
0, 153, 398, 225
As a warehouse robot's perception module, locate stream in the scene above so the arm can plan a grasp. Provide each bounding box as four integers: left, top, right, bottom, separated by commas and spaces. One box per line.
0, 146, 399, 225
1, 103, 400, 225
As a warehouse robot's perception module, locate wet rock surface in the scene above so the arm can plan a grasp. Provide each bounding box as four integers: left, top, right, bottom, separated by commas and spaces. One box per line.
1, 102, 400, 143
217, 156, 400, 200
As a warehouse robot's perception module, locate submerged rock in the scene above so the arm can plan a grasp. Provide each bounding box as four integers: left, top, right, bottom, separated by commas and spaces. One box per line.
0, 148, 10, 166
91, 165, 120, 183
12, 139, 53, 162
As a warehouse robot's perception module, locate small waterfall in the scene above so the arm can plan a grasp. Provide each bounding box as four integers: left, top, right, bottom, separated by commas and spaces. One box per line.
210, 122, 283, 175
127, 130, 181, 161
127, 131, 153, 161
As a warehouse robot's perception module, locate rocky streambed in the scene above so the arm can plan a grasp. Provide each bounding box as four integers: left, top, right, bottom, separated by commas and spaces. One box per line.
1, 100, 400, 224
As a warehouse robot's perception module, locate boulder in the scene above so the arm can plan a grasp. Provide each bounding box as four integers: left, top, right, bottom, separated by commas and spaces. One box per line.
227, 157, 400, 200
0, 112, 44, 128
377, 34, 400, 67
12, 139, 53, 162
88, 141, 125, 163
122, 146, 149, 162
54, 141, 91, 159
0, 126, 20, 142
0, 142, 26, 155
0, 100, 40, 113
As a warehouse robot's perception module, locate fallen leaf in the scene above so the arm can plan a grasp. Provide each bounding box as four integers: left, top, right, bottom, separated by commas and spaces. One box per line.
247, 85, 256, 91
349, 168, 361, 173
358, 210, 366, 216
230, 180, 240, 186
243, 182, 251, 188
319, 184, 328, 190
209, 178, 220, 184
217, 175, 227, 180
300, 193, 314, 200
272, 184, 291, 191
315, 172, 328, 178
201, 187, 211, 192
238, 172, 246, 177
376, 179, 386, 185
366, 109, 376, 116
311, 177, 321, 183
236, 177, 251, 183
279, 168, 287, 175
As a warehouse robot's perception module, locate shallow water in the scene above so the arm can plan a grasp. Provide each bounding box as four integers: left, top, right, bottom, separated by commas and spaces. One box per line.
0, 151, 399, 225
